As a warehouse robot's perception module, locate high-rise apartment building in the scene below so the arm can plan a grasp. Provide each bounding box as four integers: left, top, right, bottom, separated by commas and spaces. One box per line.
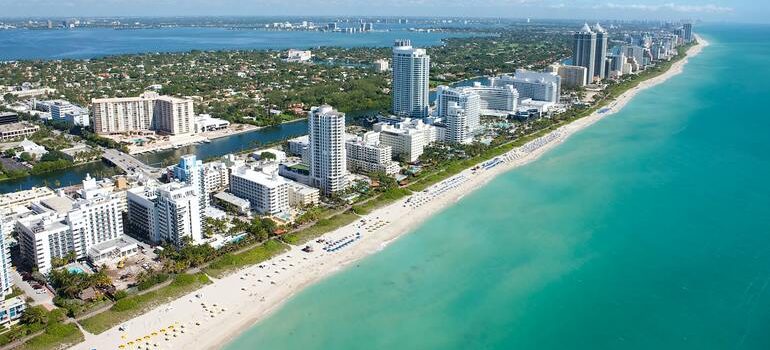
308, 105, 348, 195
436, 86, 481, 144
573, 23, 597, 81
92, 92, 194, 136
174, 155, 206, 211
0, 220, 12, 298
683, 23, 693, 43
593, 23, 609, 80
127, 182, 203, 248
391, 40, 430, 118
17, 175, 125, 273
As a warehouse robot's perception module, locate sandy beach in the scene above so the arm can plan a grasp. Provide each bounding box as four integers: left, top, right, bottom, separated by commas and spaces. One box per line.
70, 37, 707, 350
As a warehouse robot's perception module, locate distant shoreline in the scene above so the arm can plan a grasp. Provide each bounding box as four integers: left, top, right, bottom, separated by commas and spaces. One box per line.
71, 36, 708, 350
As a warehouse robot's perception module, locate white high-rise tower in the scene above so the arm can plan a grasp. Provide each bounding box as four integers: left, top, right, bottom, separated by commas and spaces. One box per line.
391, 39, 430, 118
309, 105, 348, 195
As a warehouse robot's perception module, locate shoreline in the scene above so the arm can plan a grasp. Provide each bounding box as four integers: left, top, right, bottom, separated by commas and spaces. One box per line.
71, 37, 707, 350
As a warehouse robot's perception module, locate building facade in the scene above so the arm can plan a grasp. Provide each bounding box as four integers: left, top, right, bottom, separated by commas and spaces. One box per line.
374, 118, 439, 163
17, 175, 125, 273
391, 40, 430, 118
573, 23, 597, 81
557, 65, 588, 87
126, 182, 203, 248
92, 92, 194, 136
593, 23, 609, 80
464, 83, 519, 116
308, 105, 348, 194
0, 220, 12, 298
230, 167, 290, 215
345, 135, 401, 175
490, 70, 561, 103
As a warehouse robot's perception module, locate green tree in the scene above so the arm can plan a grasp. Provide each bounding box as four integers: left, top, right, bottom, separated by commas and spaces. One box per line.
20, 306, 48, 326
20, 152, 34, 162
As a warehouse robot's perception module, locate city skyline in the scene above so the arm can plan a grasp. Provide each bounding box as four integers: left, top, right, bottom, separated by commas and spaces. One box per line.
0, 1, 766, 23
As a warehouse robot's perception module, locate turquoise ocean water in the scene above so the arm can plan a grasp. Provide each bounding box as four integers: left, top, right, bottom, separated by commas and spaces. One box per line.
227, 24, 770, 349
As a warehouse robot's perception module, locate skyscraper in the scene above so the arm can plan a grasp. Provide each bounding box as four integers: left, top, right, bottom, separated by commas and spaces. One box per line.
391, 39, 430, 118
308, 105, 348, 195
593, 23, 609, 80
683, 23, 693, 43
573, 23, 597, 82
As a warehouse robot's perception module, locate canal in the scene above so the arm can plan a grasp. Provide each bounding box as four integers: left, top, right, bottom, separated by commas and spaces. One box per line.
0, 119, 310, 193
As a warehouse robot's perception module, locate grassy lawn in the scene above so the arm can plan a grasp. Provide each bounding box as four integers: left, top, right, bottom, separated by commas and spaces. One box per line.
282, 211, 360, 245
79, 273, 211, 335
203, 239, 289, 278
18, 323, 84, 350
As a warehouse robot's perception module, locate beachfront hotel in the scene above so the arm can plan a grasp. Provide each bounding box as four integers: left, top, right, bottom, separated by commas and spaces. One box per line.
374, 118, 440, 163
127, 181, 203, 248
345, 132, 401, 175
16, 175, 125, 273
391, 39, 430, 118
463, 83, 519, 117
435, 86, 481, 144
229, 166, 290, 215
489, 70, 561, 104
308, 105, 348, 195
91, 91, 195, 136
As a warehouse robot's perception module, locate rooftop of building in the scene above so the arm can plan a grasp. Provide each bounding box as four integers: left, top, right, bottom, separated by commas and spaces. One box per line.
0, 121, 39, 132
39, 196, 74, 214
214, 191, 250, 206
89, 235, 140, 255
232, 166, 288, 188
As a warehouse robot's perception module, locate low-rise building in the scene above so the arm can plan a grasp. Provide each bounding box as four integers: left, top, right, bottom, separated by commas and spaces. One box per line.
0, 122, 40, 141
195, 114, 230, 133
0, 296, 26, 328
0, 112, 19, 125
287, 182, 320, 208
286, 49, 312, 62
87, 236, 140, 264
213, 192, 251, 215
0, 187, 55, 212
15, 138, 48, 160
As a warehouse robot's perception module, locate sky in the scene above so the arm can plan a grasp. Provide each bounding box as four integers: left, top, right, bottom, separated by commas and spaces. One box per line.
0, 0, 767, 24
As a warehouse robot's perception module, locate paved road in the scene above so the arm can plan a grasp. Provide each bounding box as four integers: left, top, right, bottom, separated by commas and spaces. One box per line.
102, 148, 162, 178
